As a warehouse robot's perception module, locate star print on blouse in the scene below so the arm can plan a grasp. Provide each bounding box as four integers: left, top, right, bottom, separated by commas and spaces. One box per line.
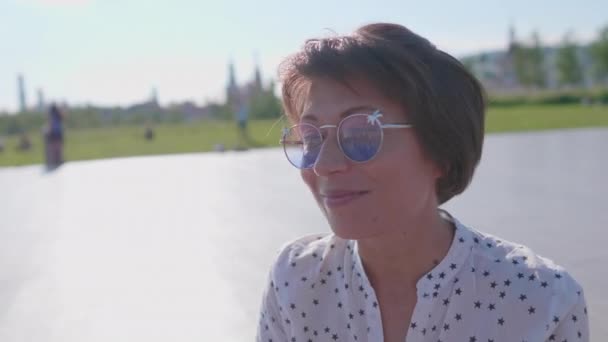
257, 215, 589, 342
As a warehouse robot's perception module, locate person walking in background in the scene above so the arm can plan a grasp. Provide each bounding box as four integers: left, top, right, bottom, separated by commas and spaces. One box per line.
235, 100, 250, 150
44, 103, 65, 168
17, 131, 32, 151
144, 121, 155, 141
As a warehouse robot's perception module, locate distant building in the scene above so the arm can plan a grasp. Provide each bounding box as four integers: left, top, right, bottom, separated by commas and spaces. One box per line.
168, 101, 214, 122
150, 87, 159, 106
17, 74, 27, 113
462, 26, 598, 93
126, 88, 161, 114
225, 60, 268, 112
37, 88, 46, 113
226, 61, 239, 108
127, 98, 161, 115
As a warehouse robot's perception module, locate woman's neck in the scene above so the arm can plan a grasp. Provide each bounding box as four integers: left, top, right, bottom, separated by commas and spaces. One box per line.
356, 209, 455, 290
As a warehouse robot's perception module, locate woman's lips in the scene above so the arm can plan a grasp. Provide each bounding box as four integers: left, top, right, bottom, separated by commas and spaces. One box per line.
320, 190, 370, 208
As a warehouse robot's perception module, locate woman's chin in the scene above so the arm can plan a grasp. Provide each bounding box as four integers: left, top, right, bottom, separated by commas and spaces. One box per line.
322, 204, 386, 240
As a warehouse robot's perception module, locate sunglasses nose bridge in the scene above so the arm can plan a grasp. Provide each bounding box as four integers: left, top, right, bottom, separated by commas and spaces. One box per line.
312, 126, 350, 175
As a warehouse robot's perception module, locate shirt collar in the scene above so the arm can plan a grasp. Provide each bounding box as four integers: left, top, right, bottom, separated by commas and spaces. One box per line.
415, 214, 474, 293
348, 212, 474, 295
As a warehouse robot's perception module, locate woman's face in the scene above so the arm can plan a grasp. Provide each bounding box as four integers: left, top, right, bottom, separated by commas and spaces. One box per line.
299, 77, 443, 240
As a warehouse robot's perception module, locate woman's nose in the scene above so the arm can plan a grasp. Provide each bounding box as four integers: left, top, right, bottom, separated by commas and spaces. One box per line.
312, 132, 350, 176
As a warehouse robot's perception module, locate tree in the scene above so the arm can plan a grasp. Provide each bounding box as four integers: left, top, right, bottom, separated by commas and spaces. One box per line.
461, 57, 475, 75
590, 25, 608, 82
249, 90, 282, 119
528, 32, 546, 87
211, 103, 234, 121
512, 42, 531, 86
512, 31, 546, 88
556, 32, 583, 87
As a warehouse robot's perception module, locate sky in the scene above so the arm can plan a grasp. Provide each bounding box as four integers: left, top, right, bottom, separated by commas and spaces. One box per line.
0, 0, 606, 112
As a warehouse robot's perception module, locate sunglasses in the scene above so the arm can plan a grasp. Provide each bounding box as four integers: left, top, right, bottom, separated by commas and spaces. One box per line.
280, 110, 414, 169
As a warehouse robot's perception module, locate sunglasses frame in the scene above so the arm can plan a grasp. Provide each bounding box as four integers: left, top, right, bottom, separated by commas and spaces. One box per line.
280, 110, 414, 169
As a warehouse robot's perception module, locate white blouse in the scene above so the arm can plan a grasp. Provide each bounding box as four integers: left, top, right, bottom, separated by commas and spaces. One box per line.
256, 216, 589, 341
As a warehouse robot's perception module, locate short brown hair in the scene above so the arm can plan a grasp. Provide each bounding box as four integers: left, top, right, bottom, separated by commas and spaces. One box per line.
279, 23, 486, 205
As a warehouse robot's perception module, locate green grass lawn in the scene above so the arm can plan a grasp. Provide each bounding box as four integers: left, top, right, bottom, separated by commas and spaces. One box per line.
1, 104, 607, 167
486, 104, 608, 133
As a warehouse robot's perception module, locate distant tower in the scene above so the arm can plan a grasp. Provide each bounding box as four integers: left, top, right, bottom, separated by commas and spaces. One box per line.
150, 87, 158, 105
253, 53, 263, 92
226, 60, 239, 108
17, 74, 27, 113
508, 23, 518, 53
37, 88, 45, 112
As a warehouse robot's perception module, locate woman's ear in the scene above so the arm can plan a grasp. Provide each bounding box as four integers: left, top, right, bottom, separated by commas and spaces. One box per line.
432, 161, 448, 180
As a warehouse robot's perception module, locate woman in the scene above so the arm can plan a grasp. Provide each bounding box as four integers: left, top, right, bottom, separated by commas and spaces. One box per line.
45, 103, 65, 167
257, 23, 589, 342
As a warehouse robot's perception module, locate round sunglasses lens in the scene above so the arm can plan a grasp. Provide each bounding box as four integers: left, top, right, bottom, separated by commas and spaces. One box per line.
339, 115, 382, 162
283, 124, 322, 169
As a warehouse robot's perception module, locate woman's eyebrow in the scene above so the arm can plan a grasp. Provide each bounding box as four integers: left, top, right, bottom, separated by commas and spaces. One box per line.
300, 105, 378, 122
